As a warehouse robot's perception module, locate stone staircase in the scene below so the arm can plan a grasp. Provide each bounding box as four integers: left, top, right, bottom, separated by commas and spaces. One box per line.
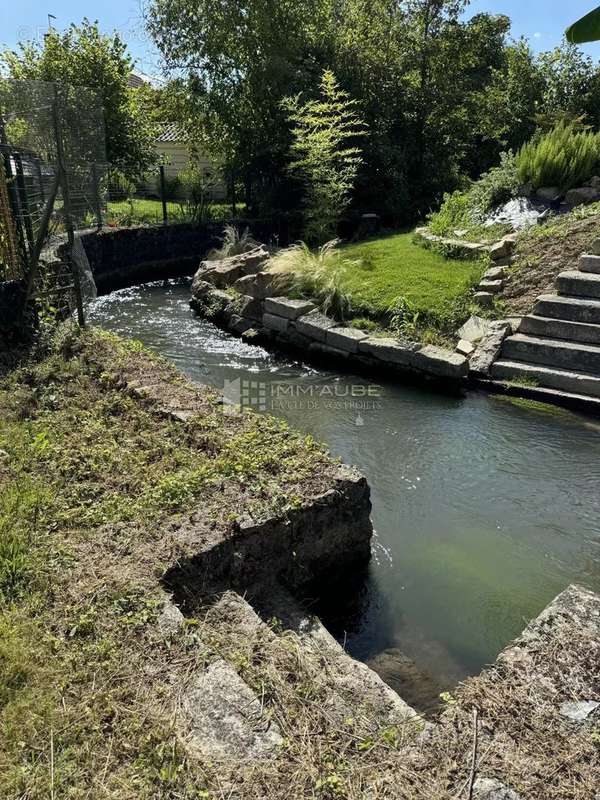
491, 241, 600, 407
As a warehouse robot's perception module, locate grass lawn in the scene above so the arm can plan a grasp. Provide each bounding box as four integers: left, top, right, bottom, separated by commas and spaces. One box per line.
339, 231, 484, 318
107, 197, 242, 225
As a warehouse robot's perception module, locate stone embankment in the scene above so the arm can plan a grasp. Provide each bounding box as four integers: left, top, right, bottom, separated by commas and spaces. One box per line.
190, 246, 469, 385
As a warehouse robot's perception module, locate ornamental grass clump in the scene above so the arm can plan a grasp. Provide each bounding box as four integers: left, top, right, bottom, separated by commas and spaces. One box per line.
516, 122, 600, 192
268, 240, 363, 320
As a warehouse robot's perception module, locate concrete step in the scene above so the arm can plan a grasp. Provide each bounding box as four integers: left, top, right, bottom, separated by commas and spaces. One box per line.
557, 270, 600, 299
491, 359, 600, 398
534, 294, 600, 324
579, 254, 600, 274
520, 314, 600, 345
252, 585, 419, 726
502, 333, 600, 374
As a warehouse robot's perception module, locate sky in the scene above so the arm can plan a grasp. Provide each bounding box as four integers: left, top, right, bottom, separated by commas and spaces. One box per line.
2, 0, 600, 76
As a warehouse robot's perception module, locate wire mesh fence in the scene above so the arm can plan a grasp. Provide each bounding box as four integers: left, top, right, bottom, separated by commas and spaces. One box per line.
0, 79, 109, 323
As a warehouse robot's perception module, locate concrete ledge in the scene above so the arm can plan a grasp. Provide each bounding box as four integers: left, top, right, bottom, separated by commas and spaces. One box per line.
326, 326, 369, 353
263, 313, 289, 333
294, 310, 337, 342
413, 345, 469, 379
264, 297, 315, 320
359, 337, 417, 366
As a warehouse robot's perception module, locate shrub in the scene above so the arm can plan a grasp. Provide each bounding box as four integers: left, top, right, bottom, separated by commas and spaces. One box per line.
428, 152, 520, 235
282, 70, 366, 244
516, 122, 600, 191
268, 240, 365, 320
469, 151, 520, 221
207, 225, 258, 261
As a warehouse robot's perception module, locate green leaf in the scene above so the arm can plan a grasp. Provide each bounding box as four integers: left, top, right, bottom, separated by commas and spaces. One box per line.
566, 6, 600, 43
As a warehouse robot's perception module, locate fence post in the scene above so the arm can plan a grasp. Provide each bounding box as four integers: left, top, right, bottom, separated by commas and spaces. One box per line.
13, 153, 35, 256
0, 113, 28, 267
159, 164, 168, 225
91, 163, 103, 231
53, 85, 85, 328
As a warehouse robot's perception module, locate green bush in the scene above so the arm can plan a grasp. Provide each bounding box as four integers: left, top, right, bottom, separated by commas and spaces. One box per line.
516, 123, 600, 191
469, 151, 520, 221
428, 151, 520, 236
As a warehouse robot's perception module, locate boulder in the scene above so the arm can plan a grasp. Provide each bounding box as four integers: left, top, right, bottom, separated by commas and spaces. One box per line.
535, 186, 561, 202
473, 778, 522, 800
326, 326, 369, 353
478, 279, 504, 294
235, 245, 271, 275
294, 310, 338, 342
412, 345, 468, 380
264, 297, 315, 320
190, 277, 213, 299
483, 266, 507, 281
236, 294, 263, 322
233, 272, 278, 300
565, 186, 600, 207
559, 700, 599, 723
358, 337, 416, 366
489, 237, 515, 261
457, 315, 490, 343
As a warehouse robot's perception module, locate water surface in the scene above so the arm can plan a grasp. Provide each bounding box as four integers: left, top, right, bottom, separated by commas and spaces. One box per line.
88, 280, 600, 695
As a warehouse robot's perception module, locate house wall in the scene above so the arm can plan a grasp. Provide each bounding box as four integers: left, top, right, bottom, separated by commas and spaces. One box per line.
144, 142, 228, 201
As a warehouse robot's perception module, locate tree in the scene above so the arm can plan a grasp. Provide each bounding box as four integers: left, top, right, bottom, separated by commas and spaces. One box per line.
1, 20, 157, 180
282, 70, 366, 243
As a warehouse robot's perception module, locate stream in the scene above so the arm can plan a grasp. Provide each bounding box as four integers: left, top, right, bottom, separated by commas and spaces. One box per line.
88, 279, 600, 698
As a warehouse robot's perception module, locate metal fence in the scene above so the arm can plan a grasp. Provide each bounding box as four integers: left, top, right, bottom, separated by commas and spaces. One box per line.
0, 79, 109, 326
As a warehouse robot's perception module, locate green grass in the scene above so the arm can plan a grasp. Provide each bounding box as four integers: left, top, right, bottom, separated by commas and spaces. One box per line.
342, 233, 482, 314
106, 198, 244, 226
338, 232, 483, 318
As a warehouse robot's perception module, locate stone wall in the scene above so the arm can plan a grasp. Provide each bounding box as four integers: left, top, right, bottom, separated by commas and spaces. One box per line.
190, 248, 470, 386
78, 224, 225, 294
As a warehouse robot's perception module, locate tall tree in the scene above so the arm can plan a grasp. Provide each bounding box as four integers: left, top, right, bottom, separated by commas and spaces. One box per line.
1, 20, 157, 180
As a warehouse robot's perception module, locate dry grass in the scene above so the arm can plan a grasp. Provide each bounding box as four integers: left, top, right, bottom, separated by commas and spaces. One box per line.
0, 328, 598, 799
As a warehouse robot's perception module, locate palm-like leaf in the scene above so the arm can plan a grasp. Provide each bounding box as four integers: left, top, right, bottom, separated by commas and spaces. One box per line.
566, 6, 600, 43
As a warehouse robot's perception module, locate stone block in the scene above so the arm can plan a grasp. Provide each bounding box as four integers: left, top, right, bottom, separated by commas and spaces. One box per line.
483, 266, 507, 281
413, 345, 468, 380
263, 313, 289, 333
229, 315, 256, 335
236, 295, 263, 321
565, 186, 600, 207
489, 237, 515, 261
456, 339, 475, 357
233, 273, 277, 300
457, 315, 490, 343
474, 291, 494, 309
203, 262, 241, 288
469, 321, 511, 378
183, 660, 283, 760
326, 326, 369, 353
294, 310, 337, 342
308, 341, 349, 359
358, 337, 416, 366
478, 279, 504, 294
264, 297, 315, 320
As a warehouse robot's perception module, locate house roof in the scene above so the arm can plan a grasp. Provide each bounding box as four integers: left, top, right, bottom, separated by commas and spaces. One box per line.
156, 123, 185, 143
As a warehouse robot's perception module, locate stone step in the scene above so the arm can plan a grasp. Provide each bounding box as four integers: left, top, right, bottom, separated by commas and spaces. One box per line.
491, 360, 600, 398
557, 270, 600, 299
519, 314, 600, 345
252, 585, 419, 727
579, 254, 600, 274
534, 293, 600, 325
503, 333, 600, 374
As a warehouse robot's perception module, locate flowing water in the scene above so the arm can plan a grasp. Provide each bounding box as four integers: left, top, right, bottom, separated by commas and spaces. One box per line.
88, 280, 600, 697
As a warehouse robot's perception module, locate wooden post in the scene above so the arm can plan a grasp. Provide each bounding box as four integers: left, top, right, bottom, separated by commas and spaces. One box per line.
0, 113, 28, 267
35, 158, 45, 203
159, 164, 168, 225
53, 85, 85, 328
